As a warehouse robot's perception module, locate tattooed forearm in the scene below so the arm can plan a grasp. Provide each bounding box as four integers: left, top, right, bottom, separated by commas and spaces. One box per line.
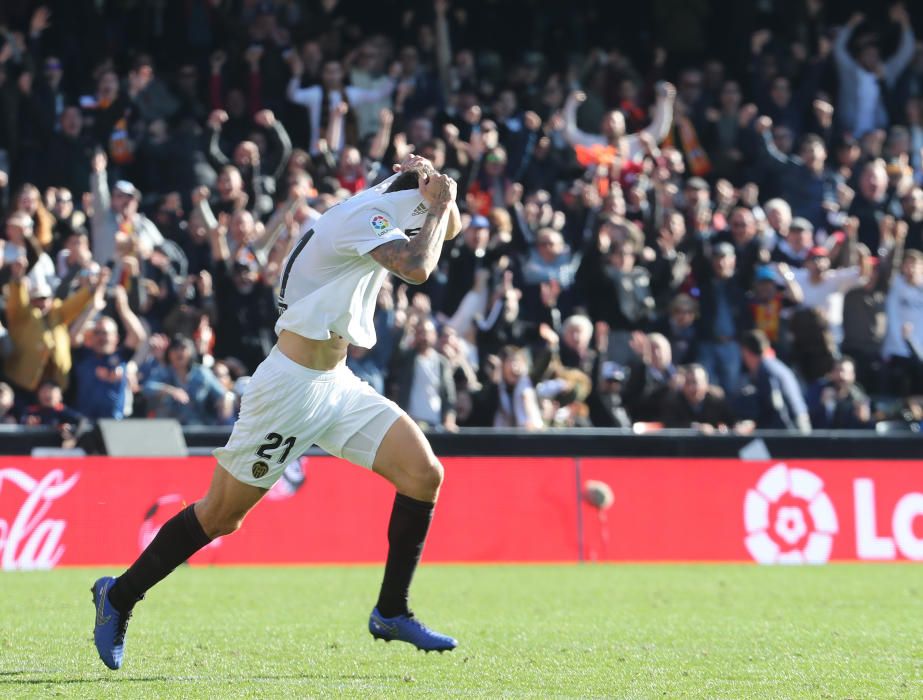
370, 201, 450, 284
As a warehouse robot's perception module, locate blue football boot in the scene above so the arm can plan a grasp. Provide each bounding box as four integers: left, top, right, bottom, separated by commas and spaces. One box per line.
91, 576, 131, 670
368, 607, 457, 652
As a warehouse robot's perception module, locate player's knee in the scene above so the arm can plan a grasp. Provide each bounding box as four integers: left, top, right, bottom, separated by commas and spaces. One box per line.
414, 456, 444, 499
211, 513, 246, 538
196, 502, 246, 539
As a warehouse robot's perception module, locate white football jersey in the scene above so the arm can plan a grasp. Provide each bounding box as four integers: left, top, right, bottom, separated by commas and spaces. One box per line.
275, 173, 434, 348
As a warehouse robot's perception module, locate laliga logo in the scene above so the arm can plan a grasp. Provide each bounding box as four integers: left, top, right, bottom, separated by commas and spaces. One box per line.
744, 463, 838, 564
0, 468, 79, 570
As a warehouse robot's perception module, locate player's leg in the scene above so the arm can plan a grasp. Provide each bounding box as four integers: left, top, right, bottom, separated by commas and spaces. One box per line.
91, 346, 319, 670
370, 414, 444, 616
109, 465, 266, 611
320, 377, 455, 651
92, 465, 266, 669
358, 412, 457, 651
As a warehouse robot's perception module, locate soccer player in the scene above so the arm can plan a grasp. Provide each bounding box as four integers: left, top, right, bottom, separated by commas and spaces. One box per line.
91, 154, 462, 669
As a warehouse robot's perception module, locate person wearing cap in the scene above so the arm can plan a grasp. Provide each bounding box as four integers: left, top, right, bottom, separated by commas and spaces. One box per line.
693, 239, 746, 395
791, 241, 866, 345
89, 151, 164, 265
771, 216, 816, 268
206, 220, 278, 374
3, 259, 108, 395
442, 214, 490, 318
746, 263, 802, 347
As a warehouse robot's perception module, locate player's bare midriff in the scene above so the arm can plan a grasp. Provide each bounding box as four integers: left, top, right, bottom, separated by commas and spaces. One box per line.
276, 329, 350, 371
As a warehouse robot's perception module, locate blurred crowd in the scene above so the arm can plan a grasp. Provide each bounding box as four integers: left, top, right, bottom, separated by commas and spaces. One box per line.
1, 0, 922, 444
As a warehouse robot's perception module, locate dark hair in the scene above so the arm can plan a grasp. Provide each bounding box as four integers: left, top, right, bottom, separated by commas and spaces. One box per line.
166, 334, 196, 364
739, 329, 770, 356
385, 169, 424, 193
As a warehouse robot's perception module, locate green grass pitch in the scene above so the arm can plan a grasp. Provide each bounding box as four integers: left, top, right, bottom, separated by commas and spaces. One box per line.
1, 564, 920, 698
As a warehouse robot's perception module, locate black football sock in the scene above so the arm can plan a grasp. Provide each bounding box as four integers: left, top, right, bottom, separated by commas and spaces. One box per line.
107, 504, 212, 615
375, 493, 435, 618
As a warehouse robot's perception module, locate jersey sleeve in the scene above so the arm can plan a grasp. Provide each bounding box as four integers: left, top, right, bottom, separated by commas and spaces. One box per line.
336, 201, 409, 257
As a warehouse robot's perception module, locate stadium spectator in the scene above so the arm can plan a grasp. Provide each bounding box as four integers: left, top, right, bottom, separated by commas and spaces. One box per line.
19, 380, 84, 444
4, 261, 106, 396
207, 222, 278, 374
883, 249, 923, 396
0, 0, 921, 437
42, 107, 93, 199
771, 216, 815, 268
89, 152, 164, 265
694, 241, 745, 395
754, 117, 836, 231
848, 160, 903, 249
791, 239, 867, 346
746, 263, 802, 349
622, 331, 676, 422
652, 294, 699, 366
660, 364, 735, 432
394, 317, 457, 432
559, 314, 596, 378
72, 285, 147, 420
489, 345, 544, 430
738, 329, 811, 433
143, 335, 233, 426
808, 357, 874, 430
834, 7, 916, 137
0, 382, 15, 424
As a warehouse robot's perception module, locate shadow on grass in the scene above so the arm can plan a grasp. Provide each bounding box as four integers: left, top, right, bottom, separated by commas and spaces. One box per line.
1, 672, 406, 685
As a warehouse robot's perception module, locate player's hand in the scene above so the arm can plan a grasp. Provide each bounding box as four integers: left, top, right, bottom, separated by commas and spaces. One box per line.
418, 172, 456, 206
393, 152, 434, 176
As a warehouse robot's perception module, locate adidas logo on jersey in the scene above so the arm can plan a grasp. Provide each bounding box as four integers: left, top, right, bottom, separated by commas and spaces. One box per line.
411, 201, 428, 217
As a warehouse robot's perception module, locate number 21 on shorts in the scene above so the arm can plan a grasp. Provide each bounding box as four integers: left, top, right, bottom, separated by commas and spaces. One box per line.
256, 432, 296, 463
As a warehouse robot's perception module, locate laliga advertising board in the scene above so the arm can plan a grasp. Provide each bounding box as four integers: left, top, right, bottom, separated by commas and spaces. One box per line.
0, 457, 921, 570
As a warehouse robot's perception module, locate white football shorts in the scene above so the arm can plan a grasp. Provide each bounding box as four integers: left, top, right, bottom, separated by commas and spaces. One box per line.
213, 345, 403, 488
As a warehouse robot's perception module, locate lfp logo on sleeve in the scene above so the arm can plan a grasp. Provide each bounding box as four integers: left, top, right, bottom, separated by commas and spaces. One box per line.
370, 214, 393, 236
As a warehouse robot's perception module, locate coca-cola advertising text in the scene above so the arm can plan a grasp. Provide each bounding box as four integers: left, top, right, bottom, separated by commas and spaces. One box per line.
1, 457, 920, 569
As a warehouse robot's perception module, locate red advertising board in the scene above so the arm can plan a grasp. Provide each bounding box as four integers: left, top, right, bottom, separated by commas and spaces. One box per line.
0, 456, 577, 569
1, 456, 921, 569
579, 459, 923, 563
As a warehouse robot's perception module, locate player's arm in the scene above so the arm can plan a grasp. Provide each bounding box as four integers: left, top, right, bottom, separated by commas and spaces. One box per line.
369, 173, 457, 285
445, 199, 462, 241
